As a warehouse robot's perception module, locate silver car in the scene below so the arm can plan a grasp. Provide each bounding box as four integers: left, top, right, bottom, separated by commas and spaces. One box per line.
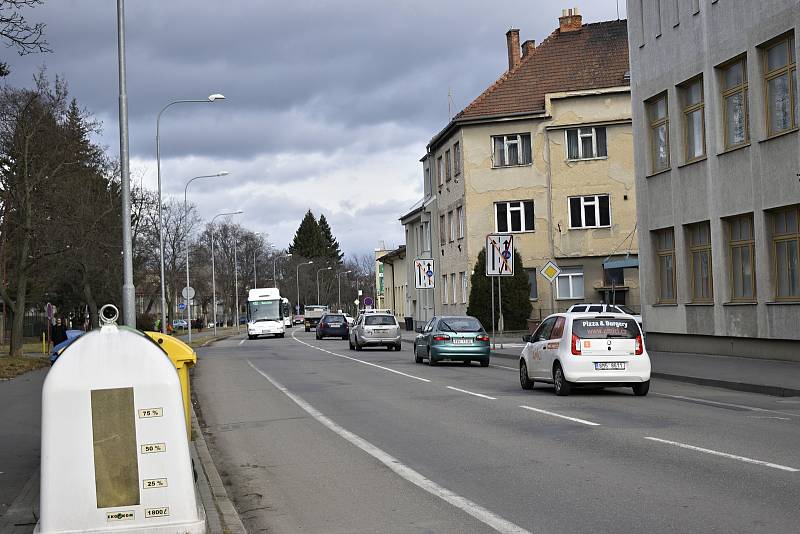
349, 313, 402, 351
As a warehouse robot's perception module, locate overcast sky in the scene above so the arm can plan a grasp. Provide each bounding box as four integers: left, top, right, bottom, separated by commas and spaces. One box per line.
2, 0, 625, 255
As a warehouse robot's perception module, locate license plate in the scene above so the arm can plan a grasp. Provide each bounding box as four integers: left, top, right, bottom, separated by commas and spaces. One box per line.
453, 338, 472, 345
594, 362, 625, 370
329, 323, 341, 327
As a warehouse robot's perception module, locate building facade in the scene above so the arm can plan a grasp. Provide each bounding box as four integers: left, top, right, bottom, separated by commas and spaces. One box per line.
403, 10, 640, 328
628, 0, 800, 359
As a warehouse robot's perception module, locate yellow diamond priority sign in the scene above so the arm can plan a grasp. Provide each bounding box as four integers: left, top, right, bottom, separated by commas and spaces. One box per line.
541, 260, 561, 282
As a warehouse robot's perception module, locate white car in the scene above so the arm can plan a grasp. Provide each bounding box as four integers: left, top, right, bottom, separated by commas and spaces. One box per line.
566, 303, 643, 330
344, 314, 355, 326
519, 313, 651, 396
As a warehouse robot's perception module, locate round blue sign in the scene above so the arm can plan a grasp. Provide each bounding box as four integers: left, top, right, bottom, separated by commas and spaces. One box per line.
426, 270, 433, 277
501, 250, 511, 260
178, 302, 186, 311
363, 297, 374, 307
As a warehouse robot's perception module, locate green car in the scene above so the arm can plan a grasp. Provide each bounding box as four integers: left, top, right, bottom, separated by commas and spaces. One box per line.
413, 316, 491, 367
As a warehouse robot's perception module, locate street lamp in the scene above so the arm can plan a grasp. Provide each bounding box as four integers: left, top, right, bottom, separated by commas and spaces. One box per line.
210, 210, 242, 337
336, 270, 352, 311
296, 261, 313, 316
253, 232, 262, 287
184, 171, 229, 343
316, 266, 332, 304
156, 93, 226, 333
273, 251, 293, 285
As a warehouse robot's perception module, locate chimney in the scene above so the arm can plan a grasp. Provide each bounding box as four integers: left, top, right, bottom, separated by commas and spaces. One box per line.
559, 7, 582, 33
522, 39, 536, 57
506, 28, 521, 71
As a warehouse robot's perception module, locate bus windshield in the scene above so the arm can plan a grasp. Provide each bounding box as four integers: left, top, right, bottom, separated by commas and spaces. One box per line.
249, 299, 281, 322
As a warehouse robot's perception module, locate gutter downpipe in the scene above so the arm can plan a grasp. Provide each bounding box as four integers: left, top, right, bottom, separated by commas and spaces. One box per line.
544, 128, 556, 317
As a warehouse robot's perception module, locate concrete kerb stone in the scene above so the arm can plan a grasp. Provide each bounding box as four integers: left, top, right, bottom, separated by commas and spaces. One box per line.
0, 468, 39, 534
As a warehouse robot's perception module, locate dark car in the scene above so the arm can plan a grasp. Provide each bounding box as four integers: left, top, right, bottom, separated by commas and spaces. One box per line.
414, 316, 490, 366
316, 313, 349, 340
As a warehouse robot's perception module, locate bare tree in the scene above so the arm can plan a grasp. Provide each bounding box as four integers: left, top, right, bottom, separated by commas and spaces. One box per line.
0, 1, 51, 76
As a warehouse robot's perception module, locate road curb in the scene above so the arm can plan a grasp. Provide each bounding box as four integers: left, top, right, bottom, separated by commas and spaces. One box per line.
0, 468, 39, 533
191, 406, 247, 534
650, 372, 800, 397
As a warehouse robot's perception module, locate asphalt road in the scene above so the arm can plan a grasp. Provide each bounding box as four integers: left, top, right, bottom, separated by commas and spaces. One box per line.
193, 330, 800, 534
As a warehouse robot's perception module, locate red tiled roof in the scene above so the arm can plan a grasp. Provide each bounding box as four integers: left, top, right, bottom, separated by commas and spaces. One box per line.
456, 19, 629, 120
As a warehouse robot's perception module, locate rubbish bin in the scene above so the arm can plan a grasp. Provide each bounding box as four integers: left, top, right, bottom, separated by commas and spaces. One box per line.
405, 317, 414, 331
145, 331, 197, 440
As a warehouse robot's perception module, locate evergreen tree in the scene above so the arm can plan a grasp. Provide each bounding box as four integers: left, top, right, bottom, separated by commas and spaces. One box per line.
467, 248, 532, 331
288, 210, 326, 259
318, 214, 343, 265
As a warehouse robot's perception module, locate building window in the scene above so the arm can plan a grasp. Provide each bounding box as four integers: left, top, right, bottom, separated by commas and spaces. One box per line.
492, 133, 532, 167
556, 267, 584, 300
453, 142, 461, 175
728, 214, 756, 301
604, 268, 625, 286
461, 272, 468, 303
656, 228, 676, 303
655, 0, 662, 37
495, 200, 534, 233
721, 57, 750, 148
451, 273, 457, 304
647, 93, 670, 173
763, 34, 797, 136
445, 149, 452, 182
772, 206, 800, 300
457, 206, 464, 239
423, 221, 431, 251
569, 195, 611, 229
439, 214, 446, 246
424, 167, 431, 195
526, 268, 538, 300
437, 156, 444, 187
681, 76, 705, 161
448, 210, 455, 242
442, 275, 448, 304
692, 0, 700, 14
565, 127, 607, 160
688, 221, 713, 302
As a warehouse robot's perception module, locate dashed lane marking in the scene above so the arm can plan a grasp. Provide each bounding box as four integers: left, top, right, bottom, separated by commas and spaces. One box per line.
644, 436, 799, 473
446, 386, 497, 400
246, 360, 533, 534
519, 405, 600, 427
652, 392, 800, 418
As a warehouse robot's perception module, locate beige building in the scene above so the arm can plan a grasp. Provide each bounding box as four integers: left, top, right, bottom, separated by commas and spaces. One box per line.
376, 246, 408, 323
403, 9, 640, 326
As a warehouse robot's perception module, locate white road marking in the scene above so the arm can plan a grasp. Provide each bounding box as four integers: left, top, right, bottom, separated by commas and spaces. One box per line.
652, 392, 800, 418
644, 437, 799, 473
519, 405, 600, 427
247, 360, 532, 534
292, 331, 430, 383
446, 386, 497, 400
490, 363, 517, 371
238, 339, 245, 346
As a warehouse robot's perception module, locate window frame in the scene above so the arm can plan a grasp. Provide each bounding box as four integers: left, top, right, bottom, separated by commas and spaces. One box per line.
451, 273, 457, 304
439, 214, 446, 246
564, 126, 608, 160
772, 206, 800, 301
763, 34, 797, 137
422, 221, 431, 251
445, 149, 452, 182
680, 76, 706, 162
453, 141, 461, 176
720, 56, 750, 149
656, 228, 677, 304
448, 210, 455, 243
442, 275, 448, 305
555, 266, 584, 300
494, 200, 535, 233
460, 272, 468, 304
437, 156, 444, 187
647, 93, 671, 173
491, 133, 532, 168
457, 206, 465, 239
568, 194, 611, 229
688, 222, 714, 303
728, 214, 757, 302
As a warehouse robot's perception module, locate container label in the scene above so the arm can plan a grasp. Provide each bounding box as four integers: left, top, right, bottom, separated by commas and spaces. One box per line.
142, 478, 168, 489
140, 442, 166, 454
106, 510, 135, 521
138, 407, 163, 418
145, 507, 170, 518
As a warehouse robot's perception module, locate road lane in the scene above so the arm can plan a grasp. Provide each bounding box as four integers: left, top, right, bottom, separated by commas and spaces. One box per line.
195, 331, 800, 533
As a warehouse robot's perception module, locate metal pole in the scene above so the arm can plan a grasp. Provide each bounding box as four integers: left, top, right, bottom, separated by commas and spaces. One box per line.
338, 274, 342, 311
184, 186, 191, 343
117, 0, 136, 326
254, 248, 257, 287
274, 256, 278, 285
498, 276, 504, 347
491, 276, 495, 350
296, 261, 313, 316
317, 269, 321, 304
234, 238, 239, 333
211, 230, 217, 337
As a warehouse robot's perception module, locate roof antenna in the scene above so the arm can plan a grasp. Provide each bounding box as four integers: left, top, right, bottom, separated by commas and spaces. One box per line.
616, 0, 620, 20
447, 87, 454, 121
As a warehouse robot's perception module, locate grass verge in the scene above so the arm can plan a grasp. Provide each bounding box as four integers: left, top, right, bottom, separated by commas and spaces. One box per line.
0, 355, 50, 379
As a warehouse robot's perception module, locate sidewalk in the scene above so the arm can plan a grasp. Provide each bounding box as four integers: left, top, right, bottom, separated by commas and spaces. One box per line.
400, 330, 800, 397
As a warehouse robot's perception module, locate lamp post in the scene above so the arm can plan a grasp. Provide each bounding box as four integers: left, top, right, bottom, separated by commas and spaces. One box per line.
316, 266, 332, 304
210, 210, 242, 337
156, 93, 226, 333
296, 261, 313, 316
234, 236, 240, 333
253, 232, 261, 287
273, 251, 293, 285
336, 270, 352, 311
184, 171, 229, 343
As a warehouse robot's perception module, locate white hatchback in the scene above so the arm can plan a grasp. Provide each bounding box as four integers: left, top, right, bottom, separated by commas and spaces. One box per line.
519, 313, 651, 396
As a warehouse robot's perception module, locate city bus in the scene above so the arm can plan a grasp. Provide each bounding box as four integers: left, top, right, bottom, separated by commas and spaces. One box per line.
246, 288, 285, 339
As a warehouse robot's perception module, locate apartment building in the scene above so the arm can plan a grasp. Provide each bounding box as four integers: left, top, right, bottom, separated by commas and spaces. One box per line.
403, 9, 639, 327
628, 0, 799, 359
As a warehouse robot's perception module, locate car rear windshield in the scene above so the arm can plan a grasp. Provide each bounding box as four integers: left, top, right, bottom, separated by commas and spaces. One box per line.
438, 317, 483, 333
365, 315, 397, 326
572, 318, 640, 339
325, 315, 345, 323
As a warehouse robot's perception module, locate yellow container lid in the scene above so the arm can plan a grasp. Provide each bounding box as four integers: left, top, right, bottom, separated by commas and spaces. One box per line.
144, 331, 197, 367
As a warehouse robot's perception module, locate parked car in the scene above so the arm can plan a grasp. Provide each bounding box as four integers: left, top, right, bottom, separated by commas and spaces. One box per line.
294, 314, 305, 325
413, 316, 490, 366
350, 312, 402, 351
49, 330, 86, 364
566, 303, 643, 330
316, 313, 349, 340
239, 315, 248, 325
520, 312, 651, 396
344, 314, 355, 326
172, 319, 188, 330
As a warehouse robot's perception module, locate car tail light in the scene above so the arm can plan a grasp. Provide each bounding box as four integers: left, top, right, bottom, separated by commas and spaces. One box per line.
320, 322, 328, 328
432, 334, 450, 341
571, 334, 582, 355
476, 334, 490, 342
635, 335, 643, 355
